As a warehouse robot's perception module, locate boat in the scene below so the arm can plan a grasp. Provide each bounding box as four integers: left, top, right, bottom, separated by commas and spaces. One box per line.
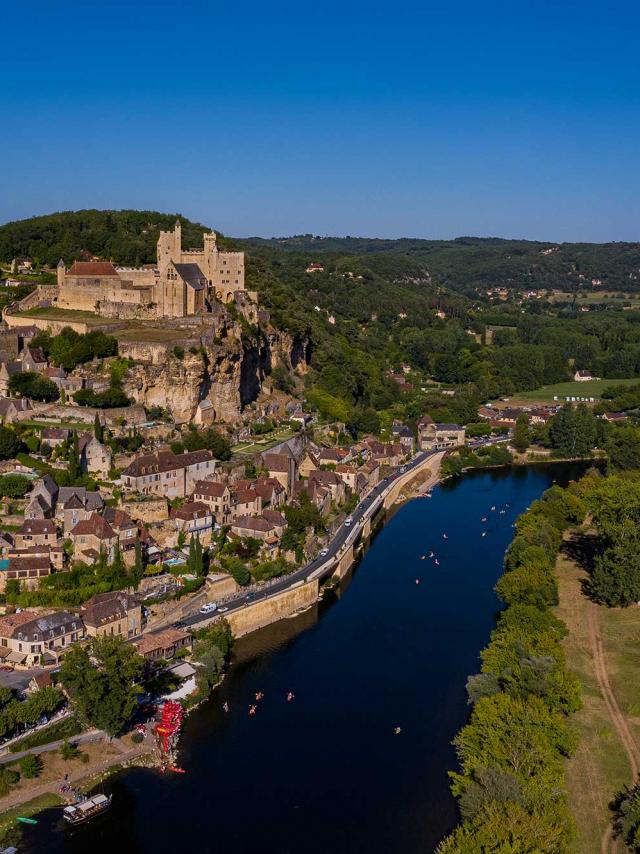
17, 816, 37, 825
63, 794, 112, 825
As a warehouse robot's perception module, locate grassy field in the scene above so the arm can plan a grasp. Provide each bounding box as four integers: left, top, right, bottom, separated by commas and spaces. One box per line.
232, 428, 298, 458
0, 791, 63, 843
15, 306, 111, 327
550, 291, 640, 306
556, 541, 640, 853
13, 307, 194, 344
506, 377, 639, 404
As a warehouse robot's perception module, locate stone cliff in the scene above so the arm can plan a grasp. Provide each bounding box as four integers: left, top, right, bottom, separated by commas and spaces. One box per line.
120, 325, 310, 424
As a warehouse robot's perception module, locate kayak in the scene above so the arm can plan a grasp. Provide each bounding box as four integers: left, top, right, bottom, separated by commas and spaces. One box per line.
18, 816, 38, 824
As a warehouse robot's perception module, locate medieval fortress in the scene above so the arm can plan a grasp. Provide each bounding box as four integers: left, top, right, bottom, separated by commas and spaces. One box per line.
55, 221, 258, 321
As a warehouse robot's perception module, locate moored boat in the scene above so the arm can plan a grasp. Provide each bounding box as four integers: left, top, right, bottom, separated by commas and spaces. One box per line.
63, 794, 112, 825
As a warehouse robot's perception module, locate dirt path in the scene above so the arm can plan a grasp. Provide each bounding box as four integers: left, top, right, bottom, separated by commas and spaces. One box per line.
0, 740, 155, 814
587, 601, 640, 854
588, 602, 640, 778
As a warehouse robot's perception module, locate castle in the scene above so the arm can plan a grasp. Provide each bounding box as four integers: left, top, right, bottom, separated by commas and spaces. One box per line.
56, 221, 257, 321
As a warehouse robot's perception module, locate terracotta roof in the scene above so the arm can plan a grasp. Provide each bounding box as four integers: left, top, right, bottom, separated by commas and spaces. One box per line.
43, 367, 66, 380
102, 507, 136, 530
193, 480, 229, 498
25, 347, 46, 363
0, 610, 79, 642
135, 627, 191, 656
263, 453, 292, 473
7, 556, 51, 573
171, 501, 211, 521
232, 488, 259, 504
67, 261, 119, 276
17, 519, 56, 536
123, 448, 214, 478
309, 469, 341, 486
0, 611, 37, 637
231, 515, 273, 533
417, 414, 435, 426
71, 512, 116, 540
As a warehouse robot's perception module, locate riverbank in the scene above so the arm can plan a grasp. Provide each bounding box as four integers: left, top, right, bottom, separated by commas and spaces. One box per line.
0, 733, 156, 840
11, 463, 589, 854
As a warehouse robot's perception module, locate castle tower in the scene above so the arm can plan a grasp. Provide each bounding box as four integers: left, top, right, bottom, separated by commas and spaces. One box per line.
202, 232, 218, 282
157, 220, 182, 274
57, 259, 65, 287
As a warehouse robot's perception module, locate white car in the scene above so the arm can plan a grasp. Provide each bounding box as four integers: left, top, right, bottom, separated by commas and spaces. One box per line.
319, 548, 329, 557
345, 517, 353, 527
217, 606, 229, 613
199, 602, 217, 615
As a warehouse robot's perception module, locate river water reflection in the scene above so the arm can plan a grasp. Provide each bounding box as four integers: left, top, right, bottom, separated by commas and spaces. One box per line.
21, 463, 587, 854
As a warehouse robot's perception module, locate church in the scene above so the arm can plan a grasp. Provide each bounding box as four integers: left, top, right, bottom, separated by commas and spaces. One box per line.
56, 221, 257, 321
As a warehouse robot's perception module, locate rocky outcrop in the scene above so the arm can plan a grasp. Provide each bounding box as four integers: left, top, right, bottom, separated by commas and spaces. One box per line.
121, 324, 311, 424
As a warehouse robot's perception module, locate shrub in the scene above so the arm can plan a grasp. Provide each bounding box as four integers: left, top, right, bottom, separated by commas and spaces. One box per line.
20, 753, 41, 778
60, 740, 79, 761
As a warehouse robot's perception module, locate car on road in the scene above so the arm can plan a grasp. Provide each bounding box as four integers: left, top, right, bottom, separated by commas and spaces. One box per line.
218, 606, 229, 613
319, 548, 329, 557
400, 466, 406, 472
199, 602, 217, 615
344, 517, 353, 527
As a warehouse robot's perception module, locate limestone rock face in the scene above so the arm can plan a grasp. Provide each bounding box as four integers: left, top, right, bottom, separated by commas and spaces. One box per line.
122, 325, 310, 424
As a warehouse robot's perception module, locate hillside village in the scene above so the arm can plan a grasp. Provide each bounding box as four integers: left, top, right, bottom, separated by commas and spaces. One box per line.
0, 215, 638, 806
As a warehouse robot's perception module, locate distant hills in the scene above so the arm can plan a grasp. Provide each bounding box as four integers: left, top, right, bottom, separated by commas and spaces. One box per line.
1, 211, 638, 297
245, 234, 640, 296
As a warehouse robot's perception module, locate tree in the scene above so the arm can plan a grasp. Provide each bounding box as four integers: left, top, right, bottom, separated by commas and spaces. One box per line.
0, 474, 30, 498
0, 426, 20, 460
94, 413, 104, 443
607, 426, 640, 471
8, 371, 59, 402
512, 414, 530, 453
548, 403, 597, 457
590, 537, 640, 607
68, 431, 80, 482
131, 540, 144, 589
60, 636, 143, 736
20, 754, 41, 778
60, 740, 79, 761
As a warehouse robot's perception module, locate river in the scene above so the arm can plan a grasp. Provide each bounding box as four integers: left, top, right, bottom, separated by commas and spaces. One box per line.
20, 463, 586, 854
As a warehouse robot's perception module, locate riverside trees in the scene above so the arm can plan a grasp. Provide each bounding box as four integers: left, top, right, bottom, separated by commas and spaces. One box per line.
438, 482, 586, 852
60, 636, 143, 736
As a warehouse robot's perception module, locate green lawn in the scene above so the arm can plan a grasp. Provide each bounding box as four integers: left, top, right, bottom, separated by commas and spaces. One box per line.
15, 307, 111, 326
507, 378, 640, 404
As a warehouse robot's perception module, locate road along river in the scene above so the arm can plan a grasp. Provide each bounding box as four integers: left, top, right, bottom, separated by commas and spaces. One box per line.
19, 462, 587, 854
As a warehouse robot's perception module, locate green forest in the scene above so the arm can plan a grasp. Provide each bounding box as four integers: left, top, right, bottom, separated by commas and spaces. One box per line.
3, 211, 640, 428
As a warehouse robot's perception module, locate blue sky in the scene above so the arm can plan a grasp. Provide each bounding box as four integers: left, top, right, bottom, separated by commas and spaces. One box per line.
2, 0, 639, 241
